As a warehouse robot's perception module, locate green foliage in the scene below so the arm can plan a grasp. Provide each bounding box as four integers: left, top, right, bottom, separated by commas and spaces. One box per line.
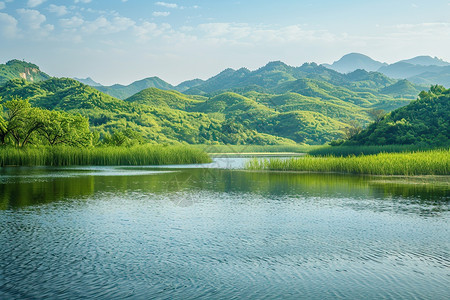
247, 149, 450, 175
125, 87, 204, 110
39, 110, 92, 147
0, 98, 92, 147
308, 144, 433, 157
0, 145, 211, 166
348, 85, 450, 146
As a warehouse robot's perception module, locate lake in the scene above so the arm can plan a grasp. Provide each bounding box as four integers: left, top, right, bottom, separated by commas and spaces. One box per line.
0, 157, 449, 299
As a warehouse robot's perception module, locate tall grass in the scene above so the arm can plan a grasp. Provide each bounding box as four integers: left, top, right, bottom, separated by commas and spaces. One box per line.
192, 144, 319, 153
308, 144, 434, 157
247, 149, 450, 176
0, 145, 211, 166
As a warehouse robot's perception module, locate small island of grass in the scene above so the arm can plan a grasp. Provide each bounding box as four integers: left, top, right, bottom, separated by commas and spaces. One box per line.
247, 149, 449, 176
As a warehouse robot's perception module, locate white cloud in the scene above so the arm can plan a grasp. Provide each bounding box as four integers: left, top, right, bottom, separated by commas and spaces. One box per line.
27, 0, 46, 8
74, 0, 92, 3
195, 23, 334, 45
153, 11, 170, 17
81, 16, 135, 34
155, 2, 178, 9
48, 4, 68, 16
0, 2, 5, 10
17, 8, 47, 29
16, 8, 54, 36
60, 16, 84, 28
133, 21, 172, 42
0, 12, 18, 37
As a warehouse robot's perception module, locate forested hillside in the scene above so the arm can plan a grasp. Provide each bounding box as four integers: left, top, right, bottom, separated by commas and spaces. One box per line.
348, 85, 449, 146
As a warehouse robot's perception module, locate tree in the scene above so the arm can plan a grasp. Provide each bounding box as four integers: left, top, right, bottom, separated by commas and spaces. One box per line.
39, 111, 92, 147
367, 108, 385, 123
3, 98, 45, 147
0, 104, 7, 144
343, 120, 362, 140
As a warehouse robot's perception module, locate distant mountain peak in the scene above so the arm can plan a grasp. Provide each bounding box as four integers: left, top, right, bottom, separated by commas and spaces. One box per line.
399, 56, 450, 67
324, 53, 387, 74
74, 77, 103, 86
261, 61, 289, 70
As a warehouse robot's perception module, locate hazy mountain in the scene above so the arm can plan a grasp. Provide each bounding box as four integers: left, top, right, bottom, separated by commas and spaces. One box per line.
183, 62, 349, 95
380, 79, 422, 97
74, 77, 103, 86
407, 66, 450, 87
399, 56, 450, 67
95, 77, 175, 99
0, 59, 50, 85
322, 53, 387, 73
377, 62, 445, 79
176, 78, 205, 92
377, 62, 450, 87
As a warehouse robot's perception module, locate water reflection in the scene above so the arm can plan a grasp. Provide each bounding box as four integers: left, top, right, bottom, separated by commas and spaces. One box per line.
0, 164, 448, 215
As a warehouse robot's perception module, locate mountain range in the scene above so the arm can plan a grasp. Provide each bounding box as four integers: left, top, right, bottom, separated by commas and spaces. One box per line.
0, 56, 445, 146
324, 53, 450, 87
65, 53, 449, 100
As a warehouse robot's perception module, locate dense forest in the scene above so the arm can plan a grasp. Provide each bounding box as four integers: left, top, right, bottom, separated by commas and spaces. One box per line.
347, 85, 449, 146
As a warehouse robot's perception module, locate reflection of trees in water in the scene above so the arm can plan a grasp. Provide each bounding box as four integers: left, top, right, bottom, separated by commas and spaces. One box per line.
0, 176, 96, 209
0, 168, 447, 214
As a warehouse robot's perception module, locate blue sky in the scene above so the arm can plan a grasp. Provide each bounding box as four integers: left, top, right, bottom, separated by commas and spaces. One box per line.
1, 0, 449, 85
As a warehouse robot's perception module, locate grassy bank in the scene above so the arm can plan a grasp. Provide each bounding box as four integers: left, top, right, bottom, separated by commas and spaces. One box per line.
0, 145, 211, 166
247, 149, 450, 176
192, 144, 320, 154
308, 144, 434, 157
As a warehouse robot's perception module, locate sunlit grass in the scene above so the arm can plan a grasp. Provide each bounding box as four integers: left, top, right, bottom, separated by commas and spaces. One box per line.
308, 144, 434, 157
0, 145, 211, 166
247, 149, 450, 176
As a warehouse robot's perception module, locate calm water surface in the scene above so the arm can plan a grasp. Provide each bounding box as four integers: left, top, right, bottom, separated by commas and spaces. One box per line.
0, 157, 449, 299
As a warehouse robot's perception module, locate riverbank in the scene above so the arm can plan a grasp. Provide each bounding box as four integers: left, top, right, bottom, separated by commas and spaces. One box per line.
246, 149, 450, 176
0, 145, 211, 166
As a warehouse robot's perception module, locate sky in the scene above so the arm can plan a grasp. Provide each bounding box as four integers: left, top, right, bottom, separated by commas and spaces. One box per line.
1, 0, 449, 85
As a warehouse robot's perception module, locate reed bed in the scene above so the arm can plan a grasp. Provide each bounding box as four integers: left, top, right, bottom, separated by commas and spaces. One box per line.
0, 145, 211, 166
247, 149, 450, 176
308, 144, 433, 157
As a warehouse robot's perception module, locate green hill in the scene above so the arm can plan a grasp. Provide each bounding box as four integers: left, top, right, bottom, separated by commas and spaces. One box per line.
380, 79, 422, 97
0, 60, 50, 85
348, 85, 450, 146
125, 88, 204, 110
264, 111, 348, 144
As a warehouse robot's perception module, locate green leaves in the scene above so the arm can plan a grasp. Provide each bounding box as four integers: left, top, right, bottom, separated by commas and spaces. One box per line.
348, 86, 450, 147
1, 98, 92, 147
